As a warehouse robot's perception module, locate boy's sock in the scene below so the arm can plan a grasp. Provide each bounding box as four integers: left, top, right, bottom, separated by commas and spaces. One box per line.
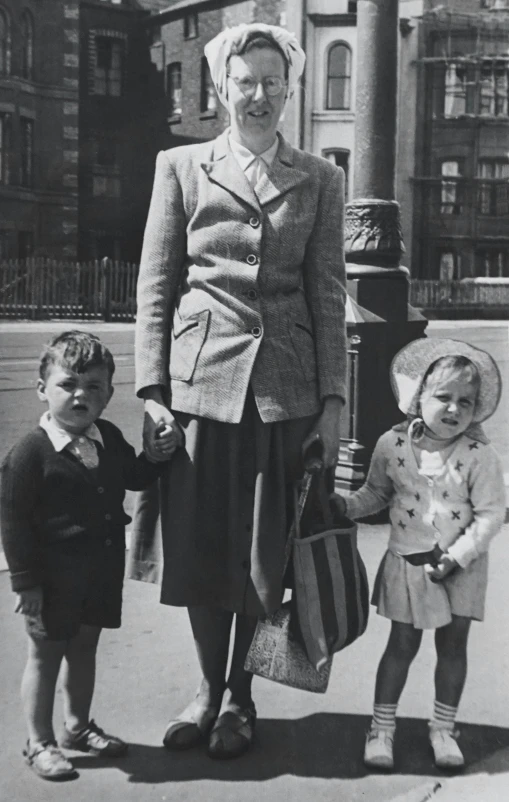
372, 703, 397, 731
430, 700, 457, 730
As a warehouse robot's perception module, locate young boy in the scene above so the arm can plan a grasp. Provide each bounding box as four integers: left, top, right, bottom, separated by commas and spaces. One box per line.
0, 330, 172, 780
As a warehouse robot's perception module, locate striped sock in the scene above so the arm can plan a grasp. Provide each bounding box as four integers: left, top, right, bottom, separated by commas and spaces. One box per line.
372, 703, 397, 731
431, 700, 457, 730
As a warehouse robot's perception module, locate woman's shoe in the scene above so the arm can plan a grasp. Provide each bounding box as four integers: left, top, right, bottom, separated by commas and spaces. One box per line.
363, 725, 395, 770
163, 704, 218, 751
61, 720, 128, 757
207, 703, 256, 760
23, 740, 78, 781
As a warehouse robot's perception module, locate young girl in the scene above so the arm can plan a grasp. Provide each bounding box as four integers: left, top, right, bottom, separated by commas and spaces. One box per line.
333, 339, 506, 771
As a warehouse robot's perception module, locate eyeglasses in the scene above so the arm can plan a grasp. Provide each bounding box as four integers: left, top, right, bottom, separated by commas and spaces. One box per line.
227, 75, 287, 98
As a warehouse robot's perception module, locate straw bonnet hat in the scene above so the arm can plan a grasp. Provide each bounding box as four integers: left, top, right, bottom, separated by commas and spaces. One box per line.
390, 338, 502, 424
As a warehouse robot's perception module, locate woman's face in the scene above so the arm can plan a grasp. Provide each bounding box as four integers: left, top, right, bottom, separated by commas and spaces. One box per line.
227, 48, 287, 144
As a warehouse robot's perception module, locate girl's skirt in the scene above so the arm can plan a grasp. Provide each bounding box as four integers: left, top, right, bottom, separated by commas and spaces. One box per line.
129, 389, 316, 617
371, 549, 489, 629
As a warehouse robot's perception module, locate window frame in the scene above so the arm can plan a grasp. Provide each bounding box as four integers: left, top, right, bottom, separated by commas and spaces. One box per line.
325, 41, 352, 111
20, 116, 34, 188
0, 111, 12, 185
92, 34, 126, 97
0, 6, 11, 76
439, 159, 463, 216
200, 56, 217, 115
183, 13, 198, 40
166, 61, 182, 119
477, 159, 509, 216
21, 9, 34, 80
476, 247, 509, 278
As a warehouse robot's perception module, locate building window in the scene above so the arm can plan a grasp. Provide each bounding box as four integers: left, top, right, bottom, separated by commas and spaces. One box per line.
0, 7, 11, 76
184, 13, 198, 40
18, 231, 34, 260
478, 160, 509, 216
438, 250, 461, 281
480, 61, 508, 117
326, 43, 351, 110
21, 10, 34, 80
94, 36, 124, 96
0, 111, 11, 184
167, 62, 182, 117
20, 117, 34, 188
324, 150, 349, 199
444, 63, 472, 117
200, 57, 217, 113
476, 248, 509, 278
440, 161, 462, 215
91, 232, 121, 261
92, 138, 121, 197
0, 230, 11, 260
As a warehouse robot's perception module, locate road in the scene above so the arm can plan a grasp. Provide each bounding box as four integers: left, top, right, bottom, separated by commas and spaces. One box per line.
0, 319, 508, 802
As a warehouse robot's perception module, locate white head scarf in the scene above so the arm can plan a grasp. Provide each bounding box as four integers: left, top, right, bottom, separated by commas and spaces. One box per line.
204, 23, 306, 110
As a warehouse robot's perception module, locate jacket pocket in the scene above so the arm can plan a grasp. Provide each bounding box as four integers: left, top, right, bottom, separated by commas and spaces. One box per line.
170, 309, 210, 382
290, 321, 317, 383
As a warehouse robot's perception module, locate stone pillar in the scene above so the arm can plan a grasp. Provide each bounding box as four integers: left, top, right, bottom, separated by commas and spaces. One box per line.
336, 0, 427, 498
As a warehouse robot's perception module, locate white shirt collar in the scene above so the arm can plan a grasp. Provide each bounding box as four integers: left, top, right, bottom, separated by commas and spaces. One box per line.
39, 411, 104, 452
228, 135, 279, 171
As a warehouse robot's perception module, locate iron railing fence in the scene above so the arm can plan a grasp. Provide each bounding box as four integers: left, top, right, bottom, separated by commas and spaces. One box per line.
0, 258, 139, 321
1, 259, 508, 319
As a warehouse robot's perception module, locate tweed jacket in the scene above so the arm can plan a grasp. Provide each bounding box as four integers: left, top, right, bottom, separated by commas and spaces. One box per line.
135, 130, 347, 423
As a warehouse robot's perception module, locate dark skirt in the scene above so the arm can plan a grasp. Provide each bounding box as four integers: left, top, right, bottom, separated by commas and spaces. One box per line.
128, 391, 316, 616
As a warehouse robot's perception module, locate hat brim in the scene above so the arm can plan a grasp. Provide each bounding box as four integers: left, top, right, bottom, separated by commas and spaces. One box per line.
390, 338, 502, 423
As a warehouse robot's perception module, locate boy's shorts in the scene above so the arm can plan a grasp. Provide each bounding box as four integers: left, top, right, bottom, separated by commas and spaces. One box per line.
25, 536, 126, 641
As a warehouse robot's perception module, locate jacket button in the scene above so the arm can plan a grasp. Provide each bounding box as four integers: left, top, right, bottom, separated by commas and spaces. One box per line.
105, 538, 112, 546
97, 487, 104, 494
105, 513, 112, 521
251, 326, 262, 338
249, 217, 260, 228
246, 254, 258, 265
247, 289, 258, 300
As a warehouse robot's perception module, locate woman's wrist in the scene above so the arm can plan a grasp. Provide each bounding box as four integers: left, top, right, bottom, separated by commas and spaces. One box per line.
322, 395, 345, 415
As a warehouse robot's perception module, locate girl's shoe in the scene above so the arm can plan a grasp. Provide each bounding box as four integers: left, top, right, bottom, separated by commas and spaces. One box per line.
23, 740, 78, 781
363, 725, 395, 770
207, 703, 257, 760
429, 726, 464, 769
61, 720, 128, 757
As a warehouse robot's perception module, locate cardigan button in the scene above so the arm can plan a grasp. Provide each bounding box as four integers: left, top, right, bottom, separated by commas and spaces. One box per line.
98, 487, 104, 494
246, 254, 258, 265
251, 326, 262, 338
105, 513, 112, 521
247, 289, 258, 301
249, 217, 260, 228
105, 538, 112, 546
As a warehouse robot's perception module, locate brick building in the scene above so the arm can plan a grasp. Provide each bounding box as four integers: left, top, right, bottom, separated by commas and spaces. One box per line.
412, 0, 509, 279
0, 0, 80, 260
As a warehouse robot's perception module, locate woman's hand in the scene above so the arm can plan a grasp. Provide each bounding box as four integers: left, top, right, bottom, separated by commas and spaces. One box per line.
302, 396, 344, 470
15, 587, 43, 616
142, 387, 184, 463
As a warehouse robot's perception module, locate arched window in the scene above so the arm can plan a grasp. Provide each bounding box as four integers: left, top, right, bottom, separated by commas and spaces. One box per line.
22, 10, 34, 80
326, 42, 351, 110
0, 7, 11, 76
167, 62, 182, 117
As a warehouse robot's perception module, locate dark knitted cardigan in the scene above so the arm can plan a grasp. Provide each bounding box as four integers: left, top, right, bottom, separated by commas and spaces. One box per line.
0, 419, 163, 592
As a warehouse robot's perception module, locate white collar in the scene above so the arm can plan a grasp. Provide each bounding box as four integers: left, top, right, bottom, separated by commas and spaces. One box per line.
228, 135, 279, 171
39, 411, 104, 452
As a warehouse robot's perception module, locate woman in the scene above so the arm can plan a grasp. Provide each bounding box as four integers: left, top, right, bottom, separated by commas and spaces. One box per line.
131, 23, 347, 759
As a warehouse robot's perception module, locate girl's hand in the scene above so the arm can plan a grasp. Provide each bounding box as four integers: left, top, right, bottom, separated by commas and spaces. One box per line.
302, 396, 343, 470
143, 391, 184, 463
15, 587, 43, 616
330, 493, 347, 518
425, 554, 458, 583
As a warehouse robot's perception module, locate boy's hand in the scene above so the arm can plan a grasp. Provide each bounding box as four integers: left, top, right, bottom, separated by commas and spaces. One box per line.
15, 587, 43, 616
329, 493, 347, 518
425, 553, 458, 583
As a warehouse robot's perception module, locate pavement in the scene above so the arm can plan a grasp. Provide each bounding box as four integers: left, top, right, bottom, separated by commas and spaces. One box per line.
0, 319, 509, 801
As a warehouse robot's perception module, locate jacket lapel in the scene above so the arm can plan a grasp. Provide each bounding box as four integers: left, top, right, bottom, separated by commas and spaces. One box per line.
201, 130, 260, 211
255, 135, 309, 207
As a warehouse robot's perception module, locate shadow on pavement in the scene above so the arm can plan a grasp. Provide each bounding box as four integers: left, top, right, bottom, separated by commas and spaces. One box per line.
69, 713, 509, 784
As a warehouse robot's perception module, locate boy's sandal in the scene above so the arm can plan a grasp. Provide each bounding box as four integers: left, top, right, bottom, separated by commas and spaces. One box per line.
163, 706, 218, 751
23, 740, 78, 781
207, 704, 257, 760
60, 720, 128, 758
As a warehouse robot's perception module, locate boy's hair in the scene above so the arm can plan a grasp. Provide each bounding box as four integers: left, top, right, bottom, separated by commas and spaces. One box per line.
39, 330, 115, 382
421, 355, 480, 401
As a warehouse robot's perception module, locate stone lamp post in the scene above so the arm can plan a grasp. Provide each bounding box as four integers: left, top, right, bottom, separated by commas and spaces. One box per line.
336, 0, 427, 495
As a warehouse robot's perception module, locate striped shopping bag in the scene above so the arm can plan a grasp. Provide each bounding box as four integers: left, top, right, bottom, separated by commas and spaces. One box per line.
291, 468, 369, 671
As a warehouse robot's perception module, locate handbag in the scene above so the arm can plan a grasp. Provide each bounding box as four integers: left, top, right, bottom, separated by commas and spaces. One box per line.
292, 470, 370, 671
244, 467, 332, 694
